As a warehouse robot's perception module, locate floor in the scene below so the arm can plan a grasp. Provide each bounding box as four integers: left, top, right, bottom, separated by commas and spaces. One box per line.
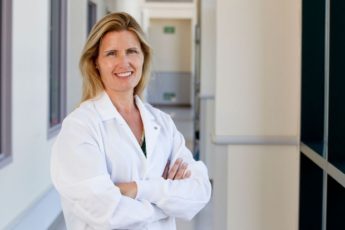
51, 106, 213, 230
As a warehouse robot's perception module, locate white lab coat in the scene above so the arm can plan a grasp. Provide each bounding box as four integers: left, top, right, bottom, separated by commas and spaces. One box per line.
51, 91, 211, 230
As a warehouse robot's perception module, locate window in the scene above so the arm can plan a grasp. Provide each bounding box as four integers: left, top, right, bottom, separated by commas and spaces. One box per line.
0, 0, 12, 167
300, 0, 345, 229
88, 0, 97, 34
49, 0, 67, 135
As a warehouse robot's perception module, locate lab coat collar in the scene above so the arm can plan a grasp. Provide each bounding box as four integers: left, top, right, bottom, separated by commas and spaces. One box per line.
93, 91, 161, 159
92, 91, 156, 122
134, 95, 155, 121
135, 95, 161, 160
92, 91, 123, 122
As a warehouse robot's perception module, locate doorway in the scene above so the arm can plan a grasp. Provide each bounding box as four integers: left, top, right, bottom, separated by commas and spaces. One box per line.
146, 18, 195, 152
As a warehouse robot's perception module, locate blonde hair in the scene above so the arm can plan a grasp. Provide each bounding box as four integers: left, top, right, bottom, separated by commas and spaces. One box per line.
79, 12, 152, 102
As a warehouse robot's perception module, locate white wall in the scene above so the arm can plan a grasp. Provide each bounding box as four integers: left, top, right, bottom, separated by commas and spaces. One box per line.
94, 0, 107, 21
67, 0, 107, 113
200, 0, 301, 229
67, 0, 87, 113
199, 0, 216, 175
200, 0, 215, 97
106, 0, 141, 22
0, 0, 53, 228
0, 0, 103, 228
199, 1, 225, 228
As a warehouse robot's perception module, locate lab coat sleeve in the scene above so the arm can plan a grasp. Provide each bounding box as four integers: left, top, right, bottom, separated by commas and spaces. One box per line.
135, 116, 212, 220
51, 117, 167, 230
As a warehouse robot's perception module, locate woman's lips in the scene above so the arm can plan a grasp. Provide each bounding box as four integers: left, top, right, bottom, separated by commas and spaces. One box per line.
115, 71, 133, 78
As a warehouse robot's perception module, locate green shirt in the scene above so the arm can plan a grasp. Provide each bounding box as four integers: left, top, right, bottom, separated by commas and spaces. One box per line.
140, 136, 146, 157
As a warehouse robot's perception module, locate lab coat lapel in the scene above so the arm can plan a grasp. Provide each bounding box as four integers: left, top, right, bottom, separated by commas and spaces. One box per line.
93, 93, 161, 159
92, 91, 125, 123
144, 118, 160, 159
93, 92, 145, 158
135, 96, 160, 159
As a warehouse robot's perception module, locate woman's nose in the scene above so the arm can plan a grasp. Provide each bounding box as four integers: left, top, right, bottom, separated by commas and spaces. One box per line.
116, 53, 129, 66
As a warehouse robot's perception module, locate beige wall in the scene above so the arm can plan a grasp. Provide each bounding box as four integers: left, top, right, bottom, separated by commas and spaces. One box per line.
227, 145, 300, 230
200, 0, 301, 229
215, 0, 301, 137
148, 19, 192, 72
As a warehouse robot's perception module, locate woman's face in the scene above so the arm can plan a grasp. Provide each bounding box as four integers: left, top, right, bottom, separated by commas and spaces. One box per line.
96, 30, 144, 96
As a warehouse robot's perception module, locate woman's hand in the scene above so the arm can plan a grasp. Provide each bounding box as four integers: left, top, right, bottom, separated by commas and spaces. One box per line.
117, 158, 191, 198
116, 182, 137, 199
162, 158, 191, 180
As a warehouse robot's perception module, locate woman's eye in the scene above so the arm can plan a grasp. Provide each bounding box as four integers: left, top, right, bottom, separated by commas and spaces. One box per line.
106, 51, 115, 56
128, 49, 139, 54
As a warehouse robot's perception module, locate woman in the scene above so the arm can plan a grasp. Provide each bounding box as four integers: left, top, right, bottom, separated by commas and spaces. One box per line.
51, 12, 211, 230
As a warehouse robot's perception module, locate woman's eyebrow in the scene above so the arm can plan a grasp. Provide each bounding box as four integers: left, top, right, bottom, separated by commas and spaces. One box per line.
104, 49, 117, 53
102, 47, 140, 54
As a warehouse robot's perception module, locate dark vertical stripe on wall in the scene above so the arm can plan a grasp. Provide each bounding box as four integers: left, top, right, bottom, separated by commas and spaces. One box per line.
301, 0, 326, 155
299, 153, 323, 230
328, 0, 345, 172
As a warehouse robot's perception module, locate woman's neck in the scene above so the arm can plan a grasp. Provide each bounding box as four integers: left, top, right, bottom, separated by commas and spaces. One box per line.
105, 89, 136, 114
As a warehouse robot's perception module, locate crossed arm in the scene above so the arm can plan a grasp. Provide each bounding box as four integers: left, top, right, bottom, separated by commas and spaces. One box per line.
116, 158, 191, 199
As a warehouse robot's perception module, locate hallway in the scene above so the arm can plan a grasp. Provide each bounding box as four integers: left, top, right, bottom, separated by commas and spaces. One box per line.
2, 0, 331, 229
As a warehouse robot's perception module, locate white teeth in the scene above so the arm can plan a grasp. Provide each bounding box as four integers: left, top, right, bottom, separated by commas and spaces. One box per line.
116, 71, 132, 78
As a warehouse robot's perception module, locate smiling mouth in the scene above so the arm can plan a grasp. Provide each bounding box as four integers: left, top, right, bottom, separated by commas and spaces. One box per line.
115, 71, 133, 78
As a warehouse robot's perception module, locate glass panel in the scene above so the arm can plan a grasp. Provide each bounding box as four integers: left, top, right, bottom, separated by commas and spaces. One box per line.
0, 0, 3, 154
299, 153, 323, 230
88, 1, 97, 34
301, 0, 326, 156
327, 176, 345, 230
0, 0, 12, 164
328, 0, 345, 173
49, 0, 62, 128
